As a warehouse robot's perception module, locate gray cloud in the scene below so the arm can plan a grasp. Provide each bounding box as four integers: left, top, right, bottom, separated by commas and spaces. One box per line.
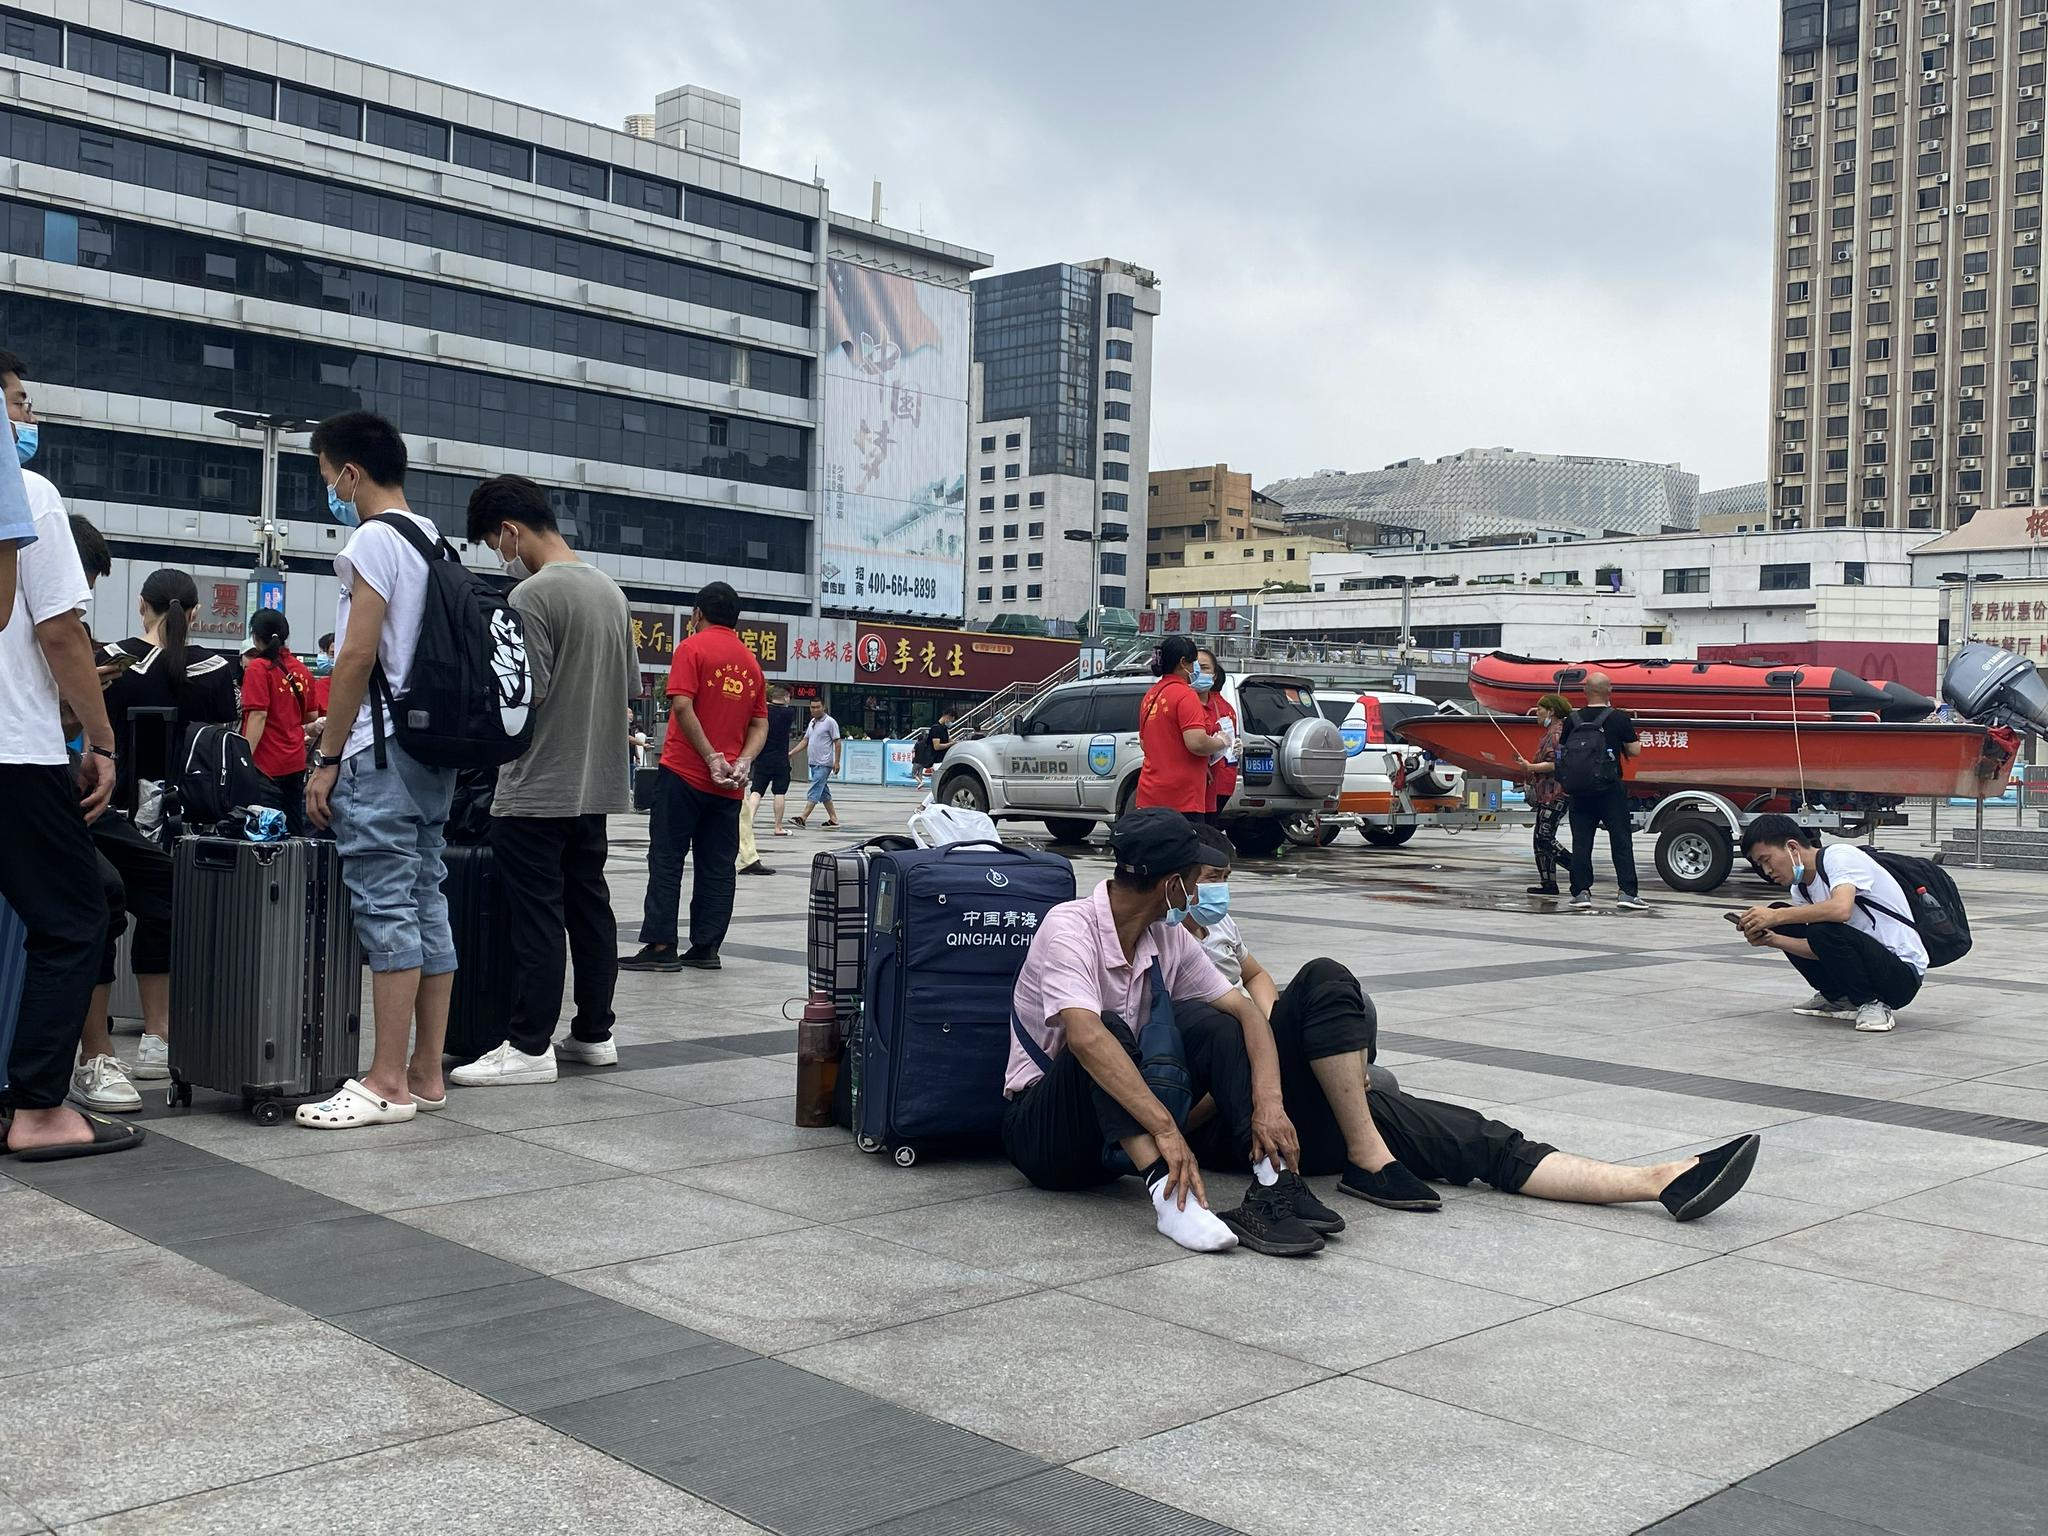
187, 0, 1778, 488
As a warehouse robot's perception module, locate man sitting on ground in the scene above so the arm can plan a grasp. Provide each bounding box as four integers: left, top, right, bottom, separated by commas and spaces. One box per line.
1182, 828, 1760, 1223
1003, 807, 1329, 1257
1734, 814, 1926, 1033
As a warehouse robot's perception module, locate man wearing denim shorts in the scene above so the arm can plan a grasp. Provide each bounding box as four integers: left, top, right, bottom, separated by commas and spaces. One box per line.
792, 698, 841, 830
299, 411, 457, 1130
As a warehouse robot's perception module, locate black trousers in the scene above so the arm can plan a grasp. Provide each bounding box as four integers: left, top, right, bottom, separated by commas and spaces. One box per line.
1002, 1001, 1256, 1191
0, 764, 109, 1110
1779, 919, 1923, 1009
250, 770, 307, 836
492, 813, 618, 1053
1567, 782, 1638, 899
90, 810, 173, 983
639, 769, 742, 952
1531, 798, 1567, 888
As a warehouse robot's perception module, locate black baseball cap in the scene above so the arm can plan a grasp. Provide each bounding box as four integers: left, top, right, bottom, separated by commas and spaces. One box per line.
1194, 826, 1233, 869
1110, 807, 1200, 880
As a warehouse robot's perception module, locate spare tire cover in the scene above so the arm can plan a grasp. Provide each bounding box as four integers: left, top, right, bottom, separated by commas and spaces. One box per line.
1279, 716, 1347, 798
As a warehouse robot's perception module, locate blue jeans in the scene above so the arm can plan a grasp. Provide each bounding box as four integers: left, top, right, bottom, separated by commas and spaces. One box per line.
332, 741, 458, 975
805, 762, 834, 806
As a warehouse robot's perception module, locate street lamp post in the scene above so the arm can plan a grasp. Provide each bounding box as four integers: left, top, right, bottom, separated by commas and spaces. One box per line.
1938, 565, 2004, 661
215, 410, 316, 623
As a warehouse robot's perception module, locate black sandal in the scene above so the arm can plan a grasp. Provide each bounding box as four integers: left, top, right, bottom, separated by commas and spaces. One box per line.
10, 1110, 147, 1162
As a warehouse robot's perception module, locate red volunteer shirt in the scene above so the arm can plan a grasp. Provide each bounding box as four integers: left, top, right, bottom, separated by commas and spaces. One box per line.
1136, 675, 1212, 814
1207, 692, 1239, 801
660, 624, 768, 799
241, 652, 316, 778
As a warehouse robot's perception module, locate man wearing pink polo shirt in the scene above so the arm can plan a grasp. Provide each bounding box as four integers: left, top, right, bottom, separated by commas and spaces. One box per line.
1001, 808, 1328, 1257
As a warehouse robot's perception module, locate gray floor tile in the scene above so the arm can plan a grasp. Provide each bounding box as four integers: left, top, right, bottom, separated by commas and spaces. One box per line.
173, 1212, 537, 1317
1576, 1253, 2044, 1390
338, 1276, 753, 1412
20, 1158, 361, 1245
0, 1186, 146, 1269
0, 1246, 295, 1382
1519, 1085, 1810, 1138
1747, 1412, 2048, 1535
247, 1132, 617, 1214
1360, 1307, 1909, 1482
1470, 1178, 1839, 1253
609, 1056, 801, 1105
56, 1420, 767, 1535
849, 1182, 1199, 1286
1983, 1151, 2048, 1189
855, 1466, 1238, 1536
0, 1320, 501, 1527
142, 1104, 482, 1162
568, 1225, 1031, 1353
1385, 1060, 1593, 1104
788, 1289, 1327, 1462
1475, 1103, 1738, 1163
1068, 1246, 1544, 1372
1748, 1211, 2048, 1316
1931, 1333, 2048, 1426
1077, 1376, 1716, 1536
391, 1173, 808, 1271
513, 1103, 845, 1172
0, 1493, 37, 1536
431, 1075, 690, 1133
1639, 1486, 1888, 1535
1874, 1174, 2048, 1246
663, 1144, 1029, 1221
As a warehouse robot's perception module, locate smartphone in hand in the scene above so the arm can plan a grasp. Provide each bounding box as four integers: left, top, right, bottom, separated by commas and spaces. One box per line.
1723, 911, 1742, 925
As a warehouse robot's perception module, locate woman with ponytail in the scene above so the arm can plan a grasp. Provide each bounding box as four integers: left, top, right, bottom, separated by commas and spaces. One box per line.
1134, 633, 1228, 823
102, 567, 240, 804
241, 607, 315, 833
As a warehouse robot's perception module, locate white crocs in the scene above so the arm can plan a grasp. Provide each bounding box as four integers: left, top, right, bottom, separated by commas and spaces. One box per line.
294, 1078, 418, 1130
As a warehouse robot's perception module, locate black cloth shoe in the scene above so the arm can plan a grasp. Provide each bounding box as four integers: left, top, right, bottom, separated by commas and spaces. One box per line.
1658, 1134, 1760, 1222
739, 861, 774, 877
1218, 1181, 1325, 1256
619, 944, 683, 973
678, 945, 723, 970
1273, 1169, 1345, 1234
1527, 884, 1561, 896
1337, 1160, 1443, 1212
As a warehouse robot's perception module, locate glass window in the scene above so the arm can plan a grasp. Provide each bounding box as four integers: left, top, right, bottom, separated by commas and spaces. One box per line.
1004, 462, 1021, 479
1760, 562, 1813, 590
364, 105, 448, 160
65, 27, 169, 92
1103, 431, 1131, 451
1028, 521, 1045, 537
1102, 491, 1129, 512
0, 10, 60, 65
1103, 369, 1132, 392
1663, 567, 1710, 594
1002, 493, 1018, 509
172, 60, 276, 118
452, 128, 531, 181
534, 148, 607, 200
612, 169, 681, 221
276, 83, 362, 138
1005, 432, 1021, 449
1104, 338, 1133, 360
976, 586, 992, 603
1002, 585, 1018, 601
1028, 491, 1045, 507
1101, 461, 1129, 481
978, 436, 995, 452
1105, 292, 1135, 329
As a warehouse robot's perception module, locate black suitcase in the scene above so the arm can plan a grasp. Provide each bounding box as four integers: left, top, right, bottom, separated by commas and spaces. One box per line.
855, 841, 1076, 1164
442, 844, 514, 1062
167, 838, 361, 1122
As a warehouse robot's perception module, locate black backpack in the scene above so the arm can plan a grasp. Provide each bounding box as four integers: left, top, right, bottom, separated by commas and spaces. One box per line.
176, 722, 273, 828
1818, 846, 1972, 968
1557, 708, 1622, 795
366, 514, 534, 771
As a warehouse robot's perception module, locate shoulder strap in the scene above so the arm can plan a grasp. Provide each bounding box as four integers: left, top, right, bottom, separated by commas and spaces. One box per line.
1009, 1008, 1058, 1077
365, 512, 448, 564
1815, 845, 1915, 928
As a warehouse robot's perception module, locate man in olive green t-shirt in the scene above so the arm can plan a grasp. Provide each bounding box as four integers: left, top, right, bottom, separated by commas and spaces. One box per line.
451, 476, 637, 1087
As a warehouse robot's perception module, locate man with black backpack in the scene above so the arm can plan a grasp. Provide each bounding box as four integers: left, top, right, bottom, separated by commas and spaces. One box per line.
1736, 814, 1960, 1033
1559, 672, 1646, 911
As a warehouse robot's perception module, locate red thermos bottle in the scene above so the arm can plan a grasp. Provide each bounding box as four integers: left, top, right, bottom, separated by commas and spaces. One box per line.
795, 989, 840, 1128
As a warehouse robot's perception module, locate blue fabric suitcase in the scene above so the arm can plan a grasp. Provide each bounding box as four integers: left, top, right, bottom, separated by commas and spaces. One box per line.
855, 841, 1075, 1165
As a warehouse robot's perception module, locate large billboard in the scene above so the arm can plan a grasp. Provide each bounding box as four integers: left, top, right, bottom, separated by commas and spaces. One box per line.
820, 259, 970, 620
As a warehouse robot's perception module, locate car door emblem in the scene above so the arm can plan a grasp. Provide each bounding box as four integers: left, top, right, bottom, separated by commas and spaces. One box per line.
1087, 734, 1118, 776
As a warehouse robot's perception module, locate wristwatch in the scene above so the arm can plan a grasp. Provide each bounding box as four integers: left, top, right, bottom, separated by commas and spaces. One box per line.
85, 745, 116, 762
316, 752, 345, 768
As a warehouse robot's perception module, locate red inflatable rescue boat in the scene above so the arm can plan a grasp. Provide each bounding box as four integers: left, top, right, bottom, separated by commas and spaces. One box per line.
1469, 652, 1937, 723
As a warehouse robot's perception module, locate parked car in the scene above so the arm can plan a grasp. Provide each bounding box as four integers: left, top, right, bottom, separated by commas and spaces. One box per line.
1292, 689, 1466, 846
935, 671, 1345, 857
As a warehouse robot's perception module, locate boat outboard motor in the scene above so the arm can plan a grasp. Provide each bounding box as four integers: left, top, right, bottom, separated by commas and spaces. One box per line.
1943, 643, 2048, 734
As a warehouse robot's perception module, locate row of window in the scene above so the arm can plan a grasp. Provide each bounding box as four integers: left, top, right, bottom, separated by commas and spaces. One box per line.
977, 431, 1023, 453
1659, 565, 1814, 594
975, 521, 1049, 538
0, 8, 813, 250
0, 195, 811, 399
35, 422, 809, 572
975, 554, 1046, 572
4, 294, 809, 489
975, 584, 1044, 604
976, 493, 1048, 511
0, 108, 811, 329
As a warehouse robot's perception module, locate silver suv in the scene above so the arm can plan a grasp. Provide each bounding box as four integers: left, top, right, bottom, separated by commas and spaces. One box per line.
933, 672, 1346, 857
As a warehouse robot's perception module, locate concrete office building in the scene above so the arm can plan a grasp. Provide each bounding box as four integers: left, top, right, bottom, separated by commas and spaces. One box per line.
1147, 529, 1349, 610
0, 0, 984, 659
1769, 0, 2048, 534
1699, 479, 1771, 533
1261, 447, 1700, 548
967, 258, 1160, 630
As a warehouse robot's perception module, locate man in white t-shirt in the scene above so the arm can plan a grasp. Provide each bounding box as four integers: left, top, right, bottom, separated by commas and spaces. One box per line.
0, 351, 141, 1160
1737, 814, 1929, 1033
297, 411, 459, 1131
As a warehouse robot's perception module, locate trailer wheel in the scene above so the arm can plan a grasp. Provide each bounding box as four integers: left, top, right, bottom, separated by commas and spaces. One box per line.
1361, 825, 1417, 848
1655, 816, 1734, 893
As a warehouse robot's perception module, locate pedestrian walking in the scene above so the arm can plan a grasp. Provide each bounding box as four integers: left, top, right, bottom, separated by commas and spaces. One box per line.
737, 683, 797, 876
624, 581, 766, 972
1136, 636, 1225, 823
1513, 692, 1573, 897
1559, 671, 1645, 910
792, 698, 841, 830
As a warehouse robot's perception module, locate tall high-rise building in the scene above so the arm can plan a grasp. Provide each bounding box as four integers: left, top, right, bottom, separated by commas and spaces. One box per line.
967, 259, 1160, 630
1770, 0, 2048, 535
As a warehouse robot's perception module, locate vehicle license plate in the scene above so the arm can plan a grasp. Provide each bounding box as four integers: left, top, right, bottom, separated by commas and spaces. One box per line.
1246, 754, 1275, 775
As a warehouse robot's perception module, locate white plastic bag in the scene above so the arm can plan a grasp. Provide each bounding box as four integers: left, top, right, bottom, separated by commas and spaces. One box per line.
908, 795, 1001, 848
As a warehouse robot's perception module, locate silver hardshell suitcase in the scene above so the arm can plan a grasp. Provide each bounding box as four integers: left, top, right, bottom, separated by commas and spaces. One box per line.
167, 837, 361, 1123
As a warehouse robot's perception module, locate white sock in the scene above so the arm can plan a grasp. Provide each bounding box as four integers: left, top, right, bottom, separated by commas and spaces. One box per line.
1148, 1176, 1238, 1253
1252, 1156, 1283, 1186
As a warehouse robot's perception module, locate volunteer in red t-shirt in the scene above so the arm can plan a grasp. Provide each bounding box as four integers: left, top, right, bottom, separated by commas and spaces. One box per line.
240, 609, 318, 833
1197, 647, 1239, 818
624, 581, 767, 973
1136, 635, 1226, 822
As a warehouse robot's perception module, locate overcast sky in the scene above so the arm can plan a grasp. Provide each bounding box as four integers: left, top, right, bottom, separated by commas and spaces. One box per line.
191, 0, 1777, 491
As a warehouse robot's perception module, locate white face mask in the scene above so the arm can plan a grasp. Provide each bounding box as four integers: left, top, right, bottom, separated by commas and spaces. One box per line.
499, 526, 532, 580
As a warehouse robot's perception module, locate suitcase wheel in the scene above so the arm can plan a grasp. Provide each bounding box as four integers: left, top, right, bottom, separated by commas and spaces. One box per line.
249, 1099, 286, 1127
892, 1144, 919, 1168
167, 1074, 192, 1110
856, 1134, 884, 1156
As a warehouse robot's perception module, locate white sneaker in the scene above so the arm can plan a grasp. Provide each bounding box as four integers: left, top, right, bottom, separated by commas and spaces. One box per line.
1854, 1002, 1897, 1033
1792, 993, 1856, 1019
131, 1033, 170, 1081
448, 1041, 558, 1087
71, 1054, 142, 1112
554, 1036, 619, 1066
1615, 895, 1649, 912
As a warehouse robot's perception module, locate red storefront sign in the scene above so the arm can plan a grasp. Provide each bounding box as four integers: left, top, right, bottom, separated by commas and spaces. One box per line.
849, 623, 1079, 694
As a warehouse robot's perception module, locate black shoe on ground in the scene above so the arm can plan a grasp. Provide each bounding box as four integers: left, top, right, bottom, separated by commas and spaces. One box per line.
678, 945, 723, 970
620, 944, 684, 973
1273, 1169, 1345, 1234
1658, 1133, 1761, 1223
739, 861, 774, 877
1337, 1159, 1443, 1212
1218, 1181, 1325, 1256
1527, 884, 1561, 896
